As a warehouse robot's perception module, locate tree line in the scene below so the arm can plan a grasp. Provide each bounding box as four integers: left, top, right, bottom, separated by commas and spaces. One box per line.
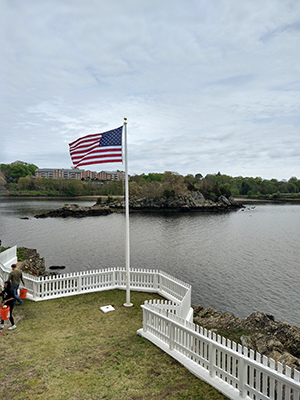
1, 162, 299, 200
130, 171, 300, 201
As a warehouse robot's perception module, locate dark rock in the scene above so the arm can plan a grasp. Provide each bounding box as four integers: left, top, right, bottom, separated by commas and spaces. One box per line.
18, 249, 46, 276
101, 192, 244, 213
17, 248, 54, 277
34, 203, 112, 218
193, 305, 300, 372
34, 193, 243, 219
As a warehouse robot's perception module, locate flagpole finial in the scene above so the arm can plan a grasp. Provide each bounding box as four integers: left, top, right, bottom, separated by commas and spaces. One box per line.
124, 117, 127, 121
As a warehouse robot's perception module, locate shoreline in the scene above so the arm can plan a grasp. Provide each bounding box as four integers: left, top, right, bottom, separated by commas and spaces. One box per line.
1, 194, 300, 204
0, 194, 103, 200
233, 197, 300, 204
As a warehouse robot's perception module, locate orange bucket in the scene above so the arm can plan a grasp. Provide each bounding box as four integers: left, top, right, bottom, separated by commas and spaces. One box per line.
19, 289, 28, 299
0, 306, 10, 320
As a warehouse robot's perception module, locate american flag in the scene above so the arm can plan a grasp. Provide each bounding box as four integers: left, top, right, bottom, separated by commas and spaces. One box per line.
69, 126, 123, 168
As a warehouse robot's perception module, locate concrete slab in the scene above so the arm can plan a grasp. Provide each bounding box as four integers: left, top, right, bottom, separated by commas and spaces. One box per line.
100, 305, 115, 313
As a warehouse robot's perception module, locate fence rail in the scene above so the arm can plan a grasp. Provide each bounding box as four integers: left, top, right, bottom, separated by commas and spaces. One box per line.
1, 247, 299, 400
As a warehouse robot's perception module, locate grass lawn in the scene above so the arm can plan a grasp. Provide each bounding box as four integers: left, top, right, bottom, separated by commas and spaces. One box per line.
0, 290, 228, 400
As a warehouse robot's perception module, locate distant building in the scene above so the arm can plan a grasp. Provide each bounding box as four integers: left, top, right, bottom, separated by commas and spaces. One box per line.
82, 170, 96, 179
35, 168, 83, 179
35, 168, 125, 181
98, 171, 125, 181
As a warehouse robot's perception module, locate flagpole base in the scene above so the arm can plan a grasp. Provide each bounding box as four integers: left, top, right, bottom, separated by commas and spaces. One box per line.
123, 302, 133, 307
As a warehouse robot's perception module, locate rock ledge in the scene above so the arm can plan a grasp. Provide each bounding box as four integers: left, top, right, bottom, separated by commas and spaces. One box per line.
194, 305, 300, 373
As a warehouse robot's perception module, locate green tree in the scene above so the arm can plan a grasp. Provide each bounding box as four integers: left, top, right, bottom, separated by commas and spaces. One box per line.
144, 173, 163, 182
18, 176, 36, 191
10, 165, 29, 181
162, 171, 187, 196
129, 181, 143, 198
1, 162, 37, 182
240, 181, 251, 195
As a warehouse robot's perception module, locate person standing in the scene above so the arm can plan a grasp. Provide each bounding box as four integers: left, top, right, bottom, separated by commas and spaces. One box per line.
0, 281, 16, 330
8, 264, 25, 305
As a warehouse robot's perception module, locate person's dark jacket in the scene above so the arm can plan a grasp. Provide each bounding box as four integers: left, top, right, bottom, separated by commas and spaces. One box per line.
1, 282, 15, 307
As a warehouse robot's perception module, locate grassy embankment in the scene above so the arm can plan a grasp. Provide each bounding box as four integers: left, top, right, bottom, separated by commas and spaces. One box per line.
0, 290, 227, 400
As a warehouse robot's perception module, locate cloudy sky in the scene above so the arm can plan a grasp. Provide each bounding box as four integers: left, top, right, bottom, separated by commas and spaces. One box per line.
1, 0, 299, 180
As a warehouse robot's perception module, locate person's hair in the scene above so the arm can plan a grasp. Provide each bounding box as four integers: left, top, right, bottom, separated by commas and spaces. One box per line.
11, 264, 16, 268
5, 281, 11, 290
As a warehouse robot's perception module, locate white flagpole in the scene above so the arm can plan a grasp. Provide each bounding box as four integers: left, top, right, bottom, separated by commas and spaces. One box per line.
123, 117, 133, 307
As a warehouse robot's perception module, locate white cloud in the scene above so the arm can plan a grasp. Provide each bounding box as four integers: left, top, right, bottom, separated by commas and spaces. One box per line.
0, 0, 299, 180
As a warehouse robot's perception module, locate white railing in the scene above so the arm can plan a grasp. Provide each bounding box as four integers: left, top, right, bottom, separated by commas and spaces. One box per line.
137, 300, 300, 400
0, 245, 18, 285
0, 245, 18, 268
1, 247, 299, 400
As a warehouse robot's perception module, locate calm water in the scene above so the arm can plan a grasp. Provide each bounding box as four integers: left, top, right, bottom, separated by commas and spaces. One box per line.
1, 198, 299, 326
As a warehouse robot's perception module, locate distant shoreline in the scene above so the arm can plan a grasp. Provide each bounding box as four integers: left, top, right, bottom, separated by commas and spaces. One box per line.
1, 194, 300, 204
0, 194, 106, 200
233, 197, 300, 204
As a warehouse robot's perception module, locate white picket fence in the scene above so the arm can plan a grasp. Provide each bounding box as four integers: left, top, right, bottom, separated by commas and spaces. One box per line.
0, 246, 192, 320
138, 300, 300, 400
1, 247, 299, 400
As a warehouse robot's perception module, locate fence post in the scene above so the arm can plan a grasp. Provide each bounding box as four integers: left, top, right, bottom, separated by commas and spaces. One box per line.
77, 272, 82, 293
153, 271, 158, 291
238, 344, 246, 398
142, 306, 147, 333
31, 279, 36, 300
169, 321, 174, 351
34, 278, 41, 300
209, 331, 216, 378
112, 269, 115, 288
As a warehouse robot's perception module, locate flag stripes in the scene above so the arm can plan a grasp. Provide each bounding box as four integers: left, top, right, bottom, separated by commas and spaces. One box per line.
69, 126, 123, 168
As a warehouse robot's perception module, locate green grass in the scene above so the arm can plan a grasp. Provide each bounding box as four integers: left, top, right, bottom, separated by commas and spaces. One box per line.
205, 326, 254, 345
16, 247, 30, 261
0, 290, 228, 400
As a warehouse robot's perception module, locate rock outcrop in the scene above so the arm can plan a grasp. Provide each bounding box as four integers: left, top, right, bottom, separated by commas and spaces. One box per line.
33, 194, 243, 218
16, 248, 57, 277
193, 305, 300, 373
34, 203, 112, 218
100, 192, 243, 213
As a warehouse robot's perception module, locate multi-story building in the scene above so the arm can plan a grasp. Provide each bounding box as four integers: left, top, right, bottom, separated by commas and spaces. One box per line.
35, 168, 83, 180
97, 171, 125, 181
97, 170, 111, 180
82, 170, 97, 179
35, 168, 125, 181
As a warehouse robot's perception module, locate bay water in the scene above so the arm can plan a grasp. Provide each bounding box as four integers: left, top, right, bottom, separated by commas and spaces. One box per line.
0, 198, 299, 327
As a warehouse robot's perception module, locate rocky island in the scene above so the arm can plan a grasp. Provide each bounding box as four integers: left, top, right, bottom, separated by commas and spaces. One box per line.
34, 204, 112, 218
34, 192, 243, 218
